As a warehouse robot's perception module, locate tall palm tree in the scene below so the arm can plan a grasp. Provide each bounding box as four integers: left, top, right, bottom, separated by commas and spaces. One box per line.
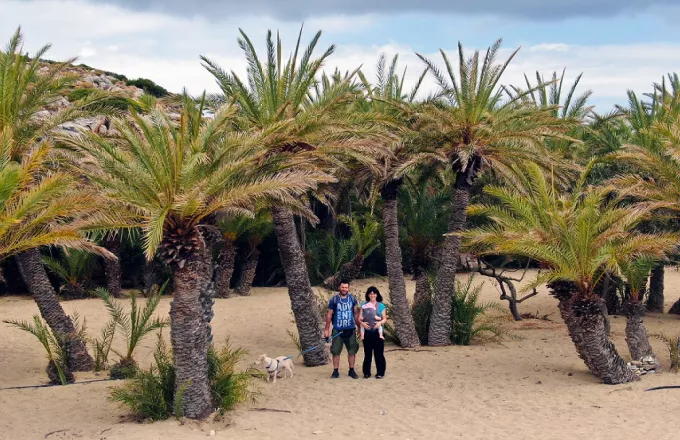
351, 53, 428, 348
64, 97, 330, 418
463, 162, 677, 383
415, 40, 577, 345
1, 28, 111, 370
202, 28, 389, 365
0, 140, 113, 370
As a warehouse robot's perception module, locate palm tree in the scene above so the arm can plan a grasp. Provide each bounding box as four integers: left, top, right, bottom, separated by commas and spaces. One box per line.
415, 40, 577, 345
1, 28, 113, 370
215, 210, 272, 297
201, 28, 389, 365
351, 53, 428, 348
42, 249, 95, 299
64, 96, 327, 418
0, 140, 114, 370
321, 214, 381, 290
618, 257, 660, 363
463, 162, 677, 383
612, 79, 680, 312
233, 211, 273, 296
398, 175, 451, 308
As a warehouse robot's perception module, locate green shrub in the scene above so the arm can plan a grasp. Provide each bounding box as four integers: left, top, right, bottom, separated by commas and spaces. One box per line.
109, 336, 177, 421
67, 88, 95, 102
110, 337, 260, 420
651, 333, 680, 372
3, 314, 87, 384
126, 78, 169, 97
97, 287, 169, 379
450, 276, 507, 345
91, 319, 116, 372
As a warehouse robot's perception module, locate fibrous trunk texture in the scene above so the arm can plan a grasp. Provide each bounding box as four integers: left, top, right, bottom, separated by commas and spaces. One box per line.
429, 187, 469, 346
103, 236, 121, 298
380, 185, 419, 348
215, 239, 236, 298
169, 233, 212, 419
234, 248, 260, 297
624, 302, 658, 363
16, 249, 94, 371
322, 254, 364, 291
646, 264, 664, 313
271, 206, 327, 367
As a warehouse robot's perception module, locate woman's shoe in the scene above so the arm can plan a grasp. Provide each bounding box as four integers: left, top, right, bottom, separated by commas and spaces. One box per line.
375, 375, 383, 379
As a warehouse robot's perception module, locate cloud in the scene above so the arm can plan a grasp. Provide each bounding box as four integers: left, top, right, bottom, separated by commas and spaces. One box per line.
70, 0, 677, 21
2, 0, 679, 112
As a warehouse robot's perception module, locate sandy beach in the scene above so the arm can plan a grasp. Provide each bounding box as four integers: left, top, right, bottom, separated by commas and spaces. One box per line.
2, 271, 680, 440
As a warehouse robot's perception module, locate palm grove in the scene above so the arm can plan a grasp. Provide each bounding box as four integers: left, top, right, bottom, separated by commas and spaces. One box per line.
3, 26, 680, 418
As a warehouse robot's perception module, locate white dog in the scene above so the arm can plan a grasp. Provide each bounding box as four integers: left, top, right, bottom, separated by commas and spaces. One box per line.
256, 354, 294, 383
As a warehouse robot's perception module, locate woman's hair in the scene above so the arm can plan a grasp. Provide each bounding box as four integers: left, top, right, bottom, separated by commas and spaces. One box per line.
365, 286, 383, 302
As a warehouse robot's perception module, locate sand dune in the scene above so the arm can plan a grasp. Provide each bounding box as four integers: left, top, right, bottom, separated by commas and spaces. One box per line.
1, 271, 680, 440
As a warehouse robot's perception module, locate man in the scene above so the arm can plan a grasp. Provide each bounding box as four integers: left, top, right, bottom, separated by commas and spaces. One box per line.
324, 280, 360, 379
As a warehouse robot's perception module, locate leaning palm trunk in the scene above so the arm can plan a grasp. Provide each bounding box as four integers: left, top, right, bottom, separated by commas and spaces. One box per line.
168, 236, 212, 419
551, 282, 636, 383
234, 248, 260, 296
578, 300, 638, 384
16, 249, 94, 371
102, 236, 122, 298
412, 271, 431, 309
215, 239, 236, 298
624, 302, 658, 363
429, 187, 469, 346
271, 206, 327, 366
646, 264, 664, 313
381, 187, 419, 348
322, 254, 364, 291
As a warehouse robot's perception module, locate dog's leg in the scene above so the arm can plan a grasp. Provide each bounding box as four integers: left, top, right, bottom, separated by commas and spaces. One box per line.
272, 371, 277, 383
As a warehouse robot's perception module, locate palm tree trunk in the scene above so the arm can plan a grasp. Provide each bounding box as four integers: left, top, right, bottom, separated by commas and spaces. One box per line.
552, 283, 637, 384
16, 249, 94, 371
234, 248, 260, 296
624, 302, 657, 363
429, 187, 469, 346
578, 300, 638, 384
322, 254, 364, 291
271, 206, 327, 367
381, 184, 419, 348
646, 264, 664, 313
215, 239, 236, 298
102, 236, 121, 298
412, 271, 431, 309
169, 236, 212, 419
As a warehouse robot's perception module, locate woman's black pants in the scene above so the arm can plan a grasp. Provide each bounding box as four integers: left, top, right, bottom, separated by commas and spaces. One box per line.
362, 330, 386, 376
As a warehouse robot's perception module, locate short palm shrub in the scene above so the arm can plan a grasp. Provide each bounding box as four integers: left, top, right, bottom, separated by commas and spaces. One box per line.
651, 333, 680, 372
4, 314, 87, 384
90, 319, 116, 372
450, 277, 507, 345
398, 275, 508, 346
42, 250, 96, 299
97, 287, 169, 379
110, 337, 260, 420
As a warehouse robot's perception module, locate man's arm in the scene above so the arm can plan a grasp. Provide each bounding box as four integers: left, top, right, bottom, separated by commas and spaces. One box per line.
323, 309, 333, 339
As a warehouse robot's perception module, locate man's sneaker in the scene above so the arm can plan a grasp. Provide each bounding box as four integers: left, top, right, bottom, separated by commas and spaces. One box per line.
348, 369, 359, 379
331, 369, 339, 379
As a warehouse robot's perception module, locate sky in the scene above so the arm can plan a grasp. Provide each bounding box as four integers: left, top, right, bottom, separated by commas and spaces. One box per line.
3, 0, 680, 111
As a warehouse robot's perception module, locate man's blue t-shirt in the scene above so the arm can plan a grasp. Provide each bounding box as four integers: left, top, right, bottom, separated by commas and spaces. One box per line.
328, 294, 358, 330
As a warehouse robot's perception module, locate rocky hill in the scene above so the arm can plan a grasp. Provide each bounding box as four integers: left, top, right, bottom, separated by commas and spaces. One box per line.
36, 60, 172, 134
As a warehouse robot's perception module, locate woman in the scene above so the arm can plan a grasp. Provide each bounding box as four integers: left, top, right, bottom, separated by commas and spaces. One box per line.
358, 286, 387, 379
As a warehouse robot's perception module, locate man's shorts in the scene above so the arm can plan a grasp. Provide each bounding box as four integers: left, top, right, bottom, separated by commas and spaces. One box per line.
330, 328, 359, 356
